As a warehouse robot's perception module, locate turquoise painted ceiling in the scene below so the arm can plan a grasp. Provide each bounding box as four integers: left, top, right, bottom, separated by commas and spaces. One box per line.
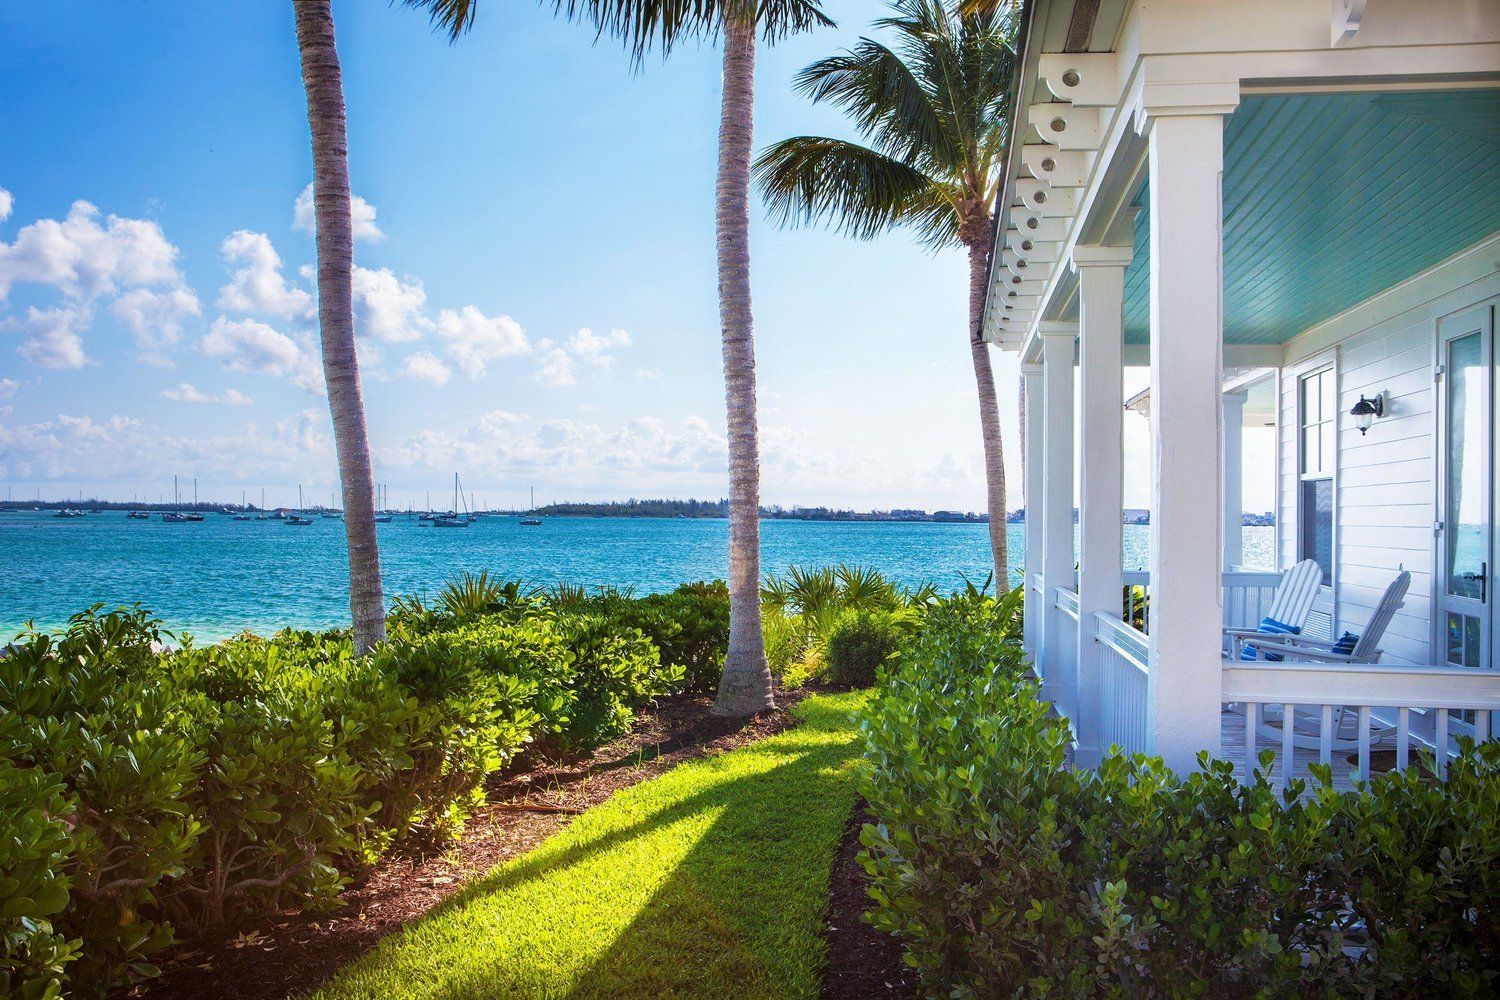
1121, 88, 1500, 345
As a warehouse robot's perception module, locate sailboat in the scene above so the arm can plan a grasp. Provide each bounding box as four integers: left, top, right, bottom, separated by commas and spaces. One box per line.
162, 476, 197, 522
255, 487, 272, 520
184, 478, 205, 521
433, 474, 470, 528
233, 490, 253, 521
520, 486, 542, 526
285, 485, 313, 526
322, 489, 343, 519
373, 483, 392, 522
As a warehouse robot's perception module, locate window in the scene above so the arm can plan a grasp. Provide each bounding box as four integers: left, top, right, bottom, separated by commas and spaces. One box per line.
1298, 366, 1336, 584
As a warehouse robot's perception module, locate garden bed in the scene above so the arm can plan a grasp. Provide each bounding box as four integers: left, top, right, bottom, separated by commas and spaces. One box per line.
819, 805, 916, 1000
130, 689, 804, 1000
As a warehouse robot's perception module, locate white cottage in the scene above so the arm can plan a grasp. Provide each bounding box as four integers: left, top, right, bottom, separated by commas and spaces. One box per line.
988, 0, 1500, 780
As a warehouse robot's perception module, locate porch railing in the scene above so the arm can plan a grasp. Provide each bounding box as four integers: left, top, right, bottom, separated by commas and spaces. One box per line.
1222, 662, 1500, 786
1095, 611, 1149, 755
1051, 586, 1080, 723
1120, 569, 1283, 633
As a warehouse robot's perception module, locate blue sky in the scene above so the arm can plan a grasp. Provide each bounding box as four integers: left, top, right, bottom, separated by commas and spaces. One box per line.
1, 1, 1266, 514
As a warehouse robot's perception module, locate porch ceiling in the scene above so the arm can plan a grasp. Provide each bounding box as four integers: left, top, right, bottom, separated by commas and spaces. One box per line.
1120, 87, 1500, 346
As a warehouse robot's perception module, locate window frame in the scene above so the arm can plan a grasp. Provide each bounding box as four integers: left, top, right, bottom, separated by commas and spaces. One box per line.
1292, 356, 1339, 590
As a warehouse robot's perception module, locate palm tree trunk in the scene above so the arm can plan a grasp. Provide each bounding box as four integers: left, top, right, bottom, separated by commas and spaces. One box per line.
712, 16, 774, 717
967, 235, 1009, 585
294, 0, 386, 654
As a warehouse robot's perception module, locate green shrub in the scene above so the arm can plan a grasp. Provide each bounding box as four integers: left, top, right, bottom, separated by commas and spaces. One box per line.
859, 587, 1500, 997
824, 608, 908, 689
0, 732, 78, 1000
597, 582, 729, 695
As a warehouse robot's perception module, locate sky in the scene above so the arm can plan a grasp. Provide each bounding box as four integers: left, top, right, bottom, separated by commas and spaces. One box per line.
0, 0, 1271, 514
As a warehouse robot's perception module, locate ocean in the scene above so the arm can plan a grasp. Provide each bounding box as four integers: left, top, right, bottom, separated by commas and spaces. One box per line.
0, 511, 1275, 641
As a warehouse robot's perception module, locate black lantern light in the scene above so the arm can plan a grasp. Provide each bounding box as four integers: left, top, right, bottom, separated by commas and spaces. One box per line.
1350, 393, 1384, 435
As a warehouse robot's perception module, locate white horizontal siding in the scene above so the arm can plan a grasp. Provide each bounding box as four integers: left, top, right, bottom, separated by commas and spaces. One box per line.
1277, 231, 1500, 667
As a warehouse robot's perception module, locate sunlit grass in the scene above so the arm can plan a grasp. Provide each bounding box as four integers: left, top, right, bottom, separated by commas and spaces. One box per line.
311, 691, 870, 1000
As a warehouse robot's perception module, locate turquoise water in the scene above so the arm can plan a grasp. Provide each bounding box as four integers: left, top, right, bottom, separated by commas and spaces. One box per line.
0, 511, 1273, 641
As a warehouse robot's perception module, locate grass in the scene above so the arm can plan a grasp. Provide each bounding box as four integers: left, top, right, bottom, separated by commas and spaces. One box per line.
311, 690, 871, 1000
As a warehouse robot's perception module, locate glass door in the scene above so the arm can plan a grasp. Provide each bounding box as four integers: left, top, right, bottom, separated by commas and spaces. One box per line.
1439, 311, 1492, 675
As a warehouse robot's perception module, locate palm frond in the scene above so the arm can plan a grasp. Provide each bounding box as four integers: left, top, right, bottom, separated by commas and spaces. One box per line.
552, 0, 831, 59
402, 0, 479, 42
793, 40, 953, 164
754, 136, 951, 245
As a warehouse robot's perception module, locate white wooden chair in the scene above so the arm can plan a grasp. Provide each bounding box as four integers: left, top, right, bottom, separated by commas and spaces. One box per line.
1224, 559, 1324, 660
1249, 570, 1411, 751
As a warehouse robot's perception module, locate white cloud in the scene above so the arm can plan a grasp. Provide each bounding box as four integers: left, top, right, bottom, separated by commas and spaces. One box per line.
532, 338, 576, 387
198, 316, 325, 398
112, 285, 201, 365
0, 187, 12, 224
13, 305, 89, 369
160, 382, 254, 406
0, 199, 182, 301
0, 407, 334, 483
399, 351, 451, 386
635, 367, 661, 381
354, 266, 430, 342
436, 305, 529, 378
0, 378, 17, 399
216, 230, 314, 321
293, 184, 384, 242
568, 327, 631, 368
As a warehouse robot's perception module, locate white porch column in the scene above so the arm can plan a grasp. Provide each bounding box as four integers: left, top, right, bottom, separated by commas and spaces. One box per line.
1222, 391, 1247, 570
1022, 363, 1045, 665
1072, 246, 1132, 766
1145, 108, 1232, 772
1039, 325, 1077, 710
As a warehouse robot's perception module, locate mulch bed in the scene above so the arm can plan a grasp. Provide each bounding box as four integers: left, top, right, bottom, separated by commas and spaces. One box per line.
129, 687, 806, 1000
820, 804, 918, 1000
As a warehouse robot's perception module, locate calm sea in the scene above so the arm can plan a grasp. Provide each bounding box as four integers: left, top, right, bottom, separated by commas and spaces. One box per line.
0, 511, 1274, 641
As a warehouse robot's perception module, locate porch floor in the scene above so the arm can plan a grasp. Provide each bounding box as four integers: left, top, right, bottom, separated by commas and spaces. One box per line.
1219, 706, 1366, 792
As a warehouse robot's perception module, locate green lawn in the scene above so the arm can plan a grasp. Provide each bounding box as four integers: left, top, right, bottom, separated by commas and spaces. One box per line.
311, 691, 871, 1000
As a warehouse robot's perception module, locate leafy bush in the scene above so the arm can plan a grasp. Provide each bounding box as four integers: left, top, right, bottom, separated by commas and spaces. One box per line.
859, 587, 1500, 996
824, 608, 911, 688
761, 565, 927, 686
0, 731, 78, 1000
593, 582, 729, 696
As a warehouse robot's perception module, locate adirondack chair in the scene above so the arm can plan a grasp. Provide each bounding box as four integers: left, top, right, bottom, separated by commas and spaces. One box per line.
1250, 570, 1411, 751
1224, 559, 1324, 660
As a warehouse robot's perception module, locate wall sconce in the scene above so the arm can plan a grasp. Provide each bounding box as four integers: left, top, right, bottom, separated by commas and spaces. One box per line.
1350, 392, 1384, 435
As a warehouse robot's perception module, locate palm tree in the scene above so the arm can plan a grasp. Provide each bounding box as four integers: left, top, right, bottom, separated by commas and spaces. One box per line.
401, 0, 830, 715
755, 0, 1018, 581
294, 0, 389, 654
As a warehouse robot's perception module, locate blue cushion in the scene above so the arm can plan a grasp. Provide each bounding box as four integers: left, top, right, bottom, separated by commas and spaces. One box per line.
1331, 631, 1359, 655
1240, 616, 1301, 662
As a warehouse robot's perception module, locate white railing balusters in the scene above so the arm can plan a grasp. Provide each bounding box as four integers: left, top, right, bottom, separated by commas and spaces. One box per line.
1436, 709, 1449, 779
1396, 707, 1410, 772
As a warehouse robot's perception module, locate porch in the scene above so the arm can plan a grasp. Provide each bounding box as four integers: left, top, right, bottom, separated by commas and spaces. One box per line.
990, 1, 1500, 781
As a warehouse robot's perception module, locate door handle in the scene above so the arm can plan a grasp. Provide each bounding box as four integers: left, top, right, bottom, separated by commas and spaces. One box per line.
1462, 561, 1487, 603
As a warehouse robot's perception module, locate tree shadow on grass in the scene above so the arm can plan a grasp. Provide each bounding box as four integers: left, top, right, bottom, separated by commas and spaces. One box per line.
317, 699, 867, 1000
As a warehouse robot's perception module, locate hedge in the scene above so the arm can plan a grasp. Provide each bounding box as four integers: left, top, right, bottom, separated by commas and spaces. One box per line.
1, 579, 729, 998
858, 588, 1499, 997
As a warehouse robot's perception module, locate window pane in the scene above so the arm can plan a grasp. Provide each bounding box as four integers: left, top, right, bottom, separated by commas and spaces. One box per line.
1319, 369, 1337, 422
1302, 375, 1318, 428
1446, 332, 1485, 599
1303, 425, 1324, 475
1321, 420, 1335, 474
1300, 478, 1334, 585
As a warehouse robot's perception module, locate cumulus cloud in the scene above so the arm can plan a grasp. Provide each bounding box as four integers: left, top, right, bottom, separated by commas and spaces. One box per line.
293, 184, 384, 242
216, 230, 314, 321
568, 327, 631, 368
0, 407, 334, 483
635, 367, 661, 381
0, 199, 182, 301
399, 351, 451, 386
354, 266, 430, 342
0, 377, 18, 399
13, 305, 89, 369
160, 382, 254, 406
532, 339, 576, 387
0, 187, 12, 224
198, 317, 323, 393
112, 285, 201, 365
436, 305, 529, 378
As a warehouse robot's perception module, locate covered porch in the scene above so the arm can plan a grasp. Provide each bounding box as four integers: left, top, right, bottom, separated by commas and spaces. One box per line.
991, 0, 1500, 782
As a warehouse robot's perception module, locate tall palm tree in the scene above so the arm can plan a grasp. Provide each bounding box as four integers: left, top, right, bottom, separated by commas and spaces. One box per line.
755, 0, 1017, 581
401, 0, 830, 715
294, 0, 388, 654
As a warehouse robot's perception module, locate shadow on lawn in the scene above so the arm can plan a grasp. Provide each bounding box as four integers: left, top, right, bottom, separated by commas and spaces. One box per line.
330, 700, 867, 1000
